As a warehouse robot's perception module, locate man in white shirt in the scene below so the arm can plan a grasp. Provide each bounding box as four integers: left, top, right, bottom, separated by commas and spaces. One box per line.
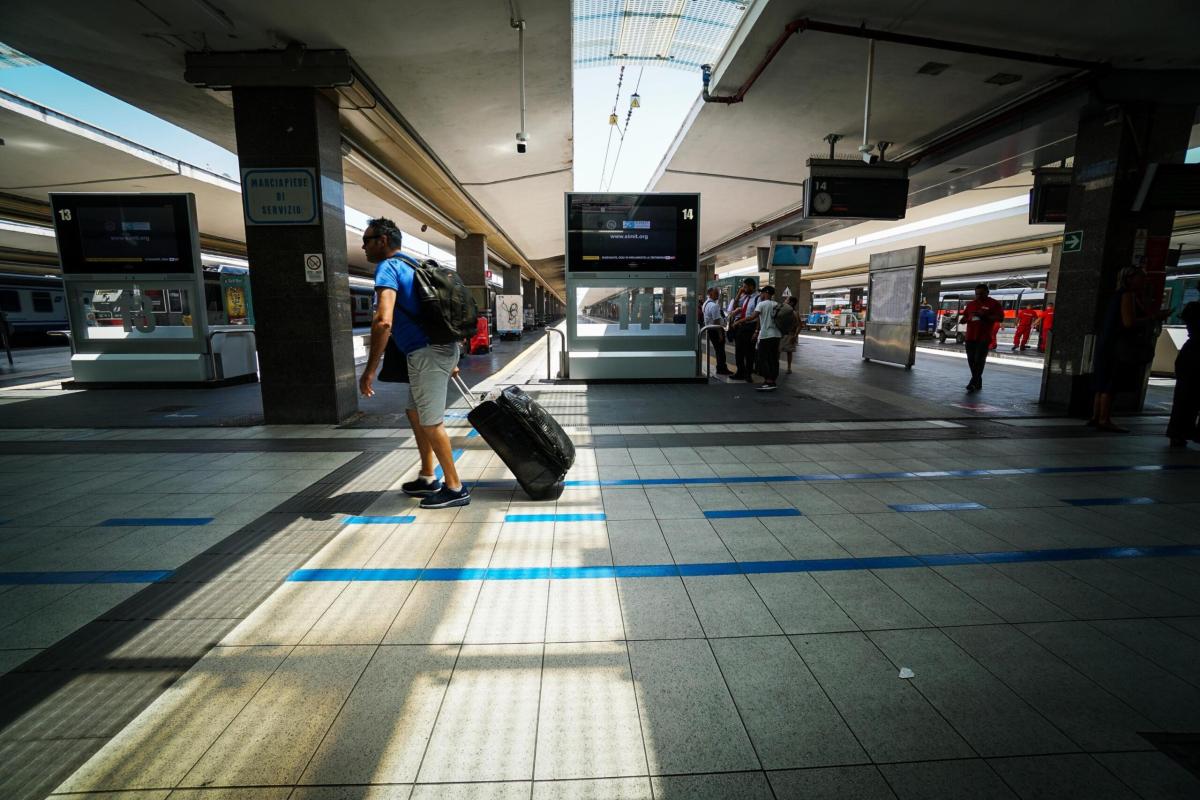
702, 287, 730, 375
726, 278, 760, 381
743, 285, 781, 391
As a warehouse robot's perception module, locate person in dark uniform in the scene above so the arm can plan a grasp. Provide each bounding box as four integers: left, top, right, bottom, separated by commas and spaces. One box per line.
1167, 301, 1200, 447
727, 278, 760, 381
1088, 267, 1163, 433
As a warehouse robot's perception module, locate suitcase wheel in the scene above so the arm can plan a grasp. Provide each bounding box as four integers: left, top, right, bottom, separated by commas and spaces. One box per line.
525, 481, 565, 501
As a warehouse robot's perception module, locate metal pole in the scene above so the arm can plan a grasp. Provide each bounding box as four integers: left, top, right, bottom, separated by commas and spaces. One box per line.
0, 311, 12, 367
860, 39, 875, 160
518, 21, 526, 136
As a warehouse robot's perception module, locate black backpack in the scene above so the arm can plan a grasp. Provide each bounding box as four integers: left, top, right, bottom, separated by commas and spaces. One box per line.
394, 255, 479, 344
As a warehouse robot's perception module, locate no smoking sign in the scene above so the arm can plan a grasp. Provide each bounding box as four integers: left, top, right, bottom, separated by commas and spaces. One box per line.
304, 253, 325, 283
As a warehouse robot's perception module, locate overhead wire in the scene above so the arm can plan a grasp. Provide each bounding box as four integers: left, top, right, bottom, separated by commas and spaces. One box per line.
602, 66, 644, 191
597, 65, 625, 190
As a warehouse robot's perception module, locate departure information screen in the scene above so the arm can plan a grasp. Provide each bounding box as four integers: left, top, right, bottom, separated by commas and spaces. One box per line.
51, 194, 198, 275
77, 205, 182, 267
567, 193, 699, 272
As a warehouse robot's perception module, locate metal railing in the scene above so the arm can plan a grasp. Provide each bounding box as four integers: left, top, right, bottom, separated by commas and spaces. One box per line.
206, 329, 255, 380
48, 329, 74, 355
697, 324, 725, 378
545, 327, 566, 380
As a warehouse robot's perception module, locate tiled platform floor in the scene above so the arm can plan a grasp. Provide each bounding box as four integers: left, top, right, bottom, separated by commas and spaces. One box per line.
2, 331, 1198, 799
1, 424, 1197, 799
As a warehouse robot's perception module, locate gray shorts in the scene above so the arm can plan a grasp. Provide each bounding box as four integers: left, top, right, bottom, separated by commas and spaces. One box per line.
405, 343, 460, 426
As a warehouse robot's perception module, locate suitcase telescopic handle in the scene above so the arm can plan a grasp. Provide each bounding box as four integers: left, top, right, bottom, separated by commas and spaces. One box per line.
451, 373, 477, 408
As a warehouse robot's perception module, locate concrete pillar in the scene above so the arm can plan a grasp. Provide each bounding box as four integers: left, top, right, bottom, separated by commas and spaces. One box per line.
773, 271, 813, 315
523, 278, 535, 311
231, 86, 356, 424
1040, 97, 1194, 414
535, 284, 545, 322
502, 265, 522, 297
455, 233, 487, 317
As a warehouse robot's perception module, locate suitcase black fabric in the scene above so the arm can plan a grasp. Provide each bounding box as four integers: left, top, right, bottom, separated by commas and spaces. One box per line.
458, 380, 575, 500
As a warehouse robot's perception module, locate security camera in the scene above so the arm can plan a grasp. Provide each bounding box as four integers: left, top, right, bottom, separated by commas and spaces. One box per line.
516, 132, 528, 154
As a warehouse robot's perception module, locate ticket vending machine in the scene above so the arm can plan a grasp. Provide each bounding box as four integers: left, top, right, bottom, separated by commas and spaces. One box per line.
49, 192, 256, 385
564, 193, 701, 380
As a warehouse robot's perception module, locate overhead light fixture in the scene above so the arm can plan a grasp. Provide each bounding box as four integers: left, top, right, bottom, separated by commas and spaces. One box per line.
984, 72, 1022, 86
630, 92, 640, 108
917, 61, 950, 75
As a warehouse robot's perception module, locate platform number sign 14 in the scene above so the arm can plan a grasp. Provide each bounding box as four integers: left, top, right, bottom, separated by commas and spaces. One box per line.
682, 208, 694, 220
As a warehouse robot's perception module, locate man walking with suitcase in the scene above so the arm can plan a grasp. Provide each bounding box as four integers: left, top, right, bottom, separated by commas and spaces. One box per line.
359, 217, 471, 509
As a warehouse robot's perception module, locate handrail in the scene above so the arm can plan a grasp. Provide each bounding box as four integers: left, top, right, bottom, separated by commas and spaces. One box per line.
697, 324, 725, 378
206, 328, 255, 380
545, 327, 566, 380
47, 329, 75, 355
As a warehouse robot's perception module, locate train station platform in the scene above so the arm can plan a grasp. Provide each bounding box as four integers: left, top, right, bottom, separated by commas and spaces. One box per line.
2, 331, 1199, 800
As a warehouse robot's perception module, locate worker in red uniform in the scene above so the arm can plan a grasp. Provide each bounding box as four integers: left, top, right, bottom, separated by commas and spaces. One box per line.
1012, 306, 1039, 351
1036, 303, 1055, 353
962, 283, 1004, 392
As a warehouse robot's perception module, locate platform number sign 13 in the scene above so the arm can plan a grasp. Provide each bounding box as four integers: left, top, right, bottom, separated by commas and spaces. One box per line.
58, 209, 73, 221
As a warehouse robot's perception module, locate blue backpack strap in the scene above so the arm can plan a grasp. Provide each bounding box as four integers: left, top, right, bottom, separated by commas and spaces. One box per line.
387, 253, 423, 325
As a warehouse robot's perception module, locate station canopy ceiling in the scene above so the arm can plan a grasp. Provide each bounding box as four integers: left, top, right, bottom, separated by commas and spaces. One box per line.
574, 0, 752, 71
652, 0, 1200, 265
0, 90, 429, 276
1, 0, 572, 295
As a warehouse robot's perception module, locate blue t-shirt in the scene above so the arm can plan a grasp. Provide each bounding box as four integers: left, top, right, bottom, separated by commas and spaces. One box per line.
374, 254, 430, 354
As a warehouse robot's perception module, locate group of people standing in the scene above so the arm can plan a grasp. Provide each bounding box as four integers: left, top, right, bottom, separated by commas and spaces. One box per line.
702, 277, 800, 391
960, 272, 1199, 446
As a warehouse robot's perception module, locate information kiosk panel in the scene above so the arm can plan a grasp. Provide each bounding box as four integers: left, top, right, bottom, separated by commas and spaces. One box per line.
49, 193, 255, 384
567, 194, 699, 274
565, 193, 700, 379
52, 194, 199, 276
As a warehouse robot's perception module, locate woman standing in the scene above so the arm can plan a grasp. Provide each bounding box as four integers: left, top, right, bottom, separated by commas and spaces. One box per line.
778, 296, 800, 373
1167, 302, 1199, 447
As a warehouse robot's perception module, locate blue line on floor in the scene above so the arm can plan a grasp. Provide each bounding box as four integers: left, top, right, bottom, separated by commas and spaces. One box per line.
100, 517, 213, 527
1063, 497, 1156, 507
555, 463, 1200, 489
345, 515, 416, 525
505, 513, 607, 523
704, 508, 803, 519
287, 544, 1200, 583
0, 570, 173, 585
434, 448, 466, 480
467, 429, 480, 438
890, 503, 987, 512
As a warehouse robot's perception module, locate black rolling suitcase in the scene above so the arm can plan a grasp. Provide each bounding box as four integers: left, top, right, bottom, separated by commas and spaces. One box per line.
452, 375, 575, 500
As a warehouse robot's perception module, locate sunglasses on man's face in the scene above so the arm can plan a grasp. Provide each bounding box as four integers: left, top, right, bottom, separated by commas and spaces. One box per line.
362, 234, 384, 244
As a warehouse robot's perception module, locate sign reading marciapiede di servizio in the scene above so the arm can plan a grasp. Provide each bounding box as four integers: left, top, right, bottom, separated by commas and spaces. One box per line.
241, 168, 319, 226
